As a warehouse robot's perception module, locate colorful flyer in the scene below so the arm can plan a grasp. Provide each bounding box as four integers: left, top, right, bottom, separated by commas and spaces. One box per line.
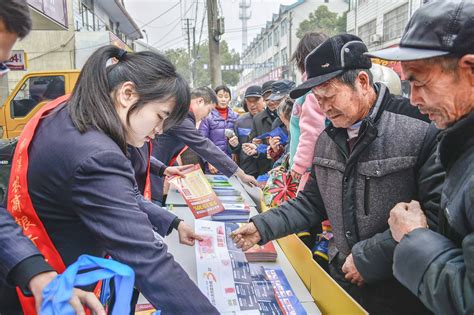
195, 220, 307, 315
168, 165, 224, 218
195, 220, 260, 314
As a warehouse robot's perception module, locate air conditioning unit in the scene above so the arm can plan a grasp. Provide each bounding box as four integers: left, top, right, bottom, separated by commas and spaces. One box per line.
369, 34, 382, 45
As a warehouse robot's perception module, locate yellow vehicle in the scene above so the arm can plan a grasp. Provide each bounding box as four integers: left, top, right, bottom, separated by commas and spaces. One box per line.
0, 70, 80, 139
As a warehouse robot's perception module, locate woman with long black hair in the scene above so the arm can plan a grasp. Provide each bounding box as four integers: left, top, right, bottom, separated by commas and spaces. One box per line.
3, 45, 218, 313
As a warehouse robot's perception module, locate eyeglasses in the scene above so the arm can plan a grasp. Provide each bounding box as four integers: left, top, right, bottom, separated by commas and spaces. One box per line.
0, 63, 10, 76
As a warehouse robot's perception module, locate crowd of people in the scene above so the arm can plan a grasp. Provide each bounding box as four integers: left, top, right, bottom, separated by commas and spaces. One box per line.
0, 0, 472, 314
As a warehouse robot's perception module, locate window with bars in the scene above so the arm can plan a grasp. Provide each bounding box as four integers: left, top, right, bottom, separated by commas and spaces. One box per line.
281, 48, 288, 65
280, 20, 287, 37
358, 19, 376, 45
273, 52, 280, 67
383, 3, 409, 41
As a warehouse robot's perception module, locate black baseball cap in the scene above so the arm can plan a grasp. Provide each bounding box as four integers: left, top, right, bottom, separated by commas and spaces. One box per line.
262, 80, 276, 95
268, 79, 296, 101
244, 85, 262, 98
290, 34, 372, 99
365, 0, 474, 61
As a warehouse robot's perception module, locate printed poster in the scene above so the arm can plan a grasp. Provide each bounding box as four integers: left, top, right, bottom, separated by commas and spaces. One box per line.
195, 220, 307, 315
168, 165, 224, 218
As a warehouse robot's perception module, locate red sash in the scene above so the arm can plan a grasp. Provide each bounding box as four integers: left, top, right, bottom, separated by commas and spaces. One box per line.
6, 95, 103, 314
143, 141, 152, 200
169, 145, 189, 166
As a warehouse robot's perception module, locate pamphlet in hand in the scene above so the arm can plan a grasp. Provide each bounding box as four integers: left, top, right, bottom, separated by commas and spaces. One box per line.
168, 165, 224, 219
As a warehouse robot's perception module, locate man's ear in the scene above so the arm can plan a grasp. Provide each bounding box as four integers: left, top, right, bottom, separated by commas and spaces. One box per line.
357, 70, 371, 94
115, 81, 139, 110
459, 54, 474, 86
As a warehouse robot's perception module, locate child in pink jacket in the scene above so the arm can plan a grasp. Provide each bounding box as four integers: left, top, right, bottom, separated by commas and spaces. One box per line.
288, 32, 328, 190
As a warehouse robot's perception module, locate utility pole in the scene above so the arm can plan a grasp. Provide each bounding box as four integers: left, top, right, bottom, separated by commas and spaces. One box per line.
183, 18, 194, 87
207, 0, 222, 87
191, 25, 196, 88
288, 11, 294, 81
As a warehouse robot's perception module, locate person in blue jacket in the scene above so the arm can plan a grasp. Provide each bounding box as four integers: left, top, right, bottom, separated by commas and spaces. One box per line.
1, 45, 219, 314
0, 0, 105, 313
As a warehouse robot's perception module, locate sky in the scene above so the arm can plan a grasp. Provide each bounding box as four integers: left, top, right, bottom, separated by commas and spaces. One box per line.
124, 0, 295, 54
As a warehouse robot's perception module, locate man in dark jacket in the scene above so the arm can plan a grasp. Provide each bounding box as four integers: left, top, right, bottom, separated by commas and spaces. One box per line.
152, 87, 257, 203
231, 34, 444, 315
363, 1, 474, 314
229, 85, 265, 177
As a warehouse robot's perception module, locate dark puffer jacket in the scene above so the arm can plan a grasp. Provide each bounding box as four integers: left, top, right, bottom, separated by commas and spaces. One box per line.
391, 112, 474, 315
199, 108, 239, 156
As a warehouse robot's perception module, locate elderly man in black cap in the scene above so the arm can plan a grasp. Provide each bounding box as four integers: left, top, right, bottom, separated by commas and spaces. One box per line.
362, 1, 474, 314
229, 85, 265, 177
231, 33, 444, 314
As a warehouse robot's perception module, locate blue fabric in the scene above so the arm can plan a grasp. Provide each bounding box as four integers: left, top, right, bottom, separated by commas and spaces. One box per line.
257, 144, 269, 154
41, 255, 135, 315
256, 127, 288, 146
237, 127, 251, 137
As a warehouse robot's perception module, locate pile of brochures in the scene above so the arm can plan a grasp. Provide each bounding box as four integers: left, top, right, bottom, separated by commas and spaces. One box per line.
207, 175, 251, 223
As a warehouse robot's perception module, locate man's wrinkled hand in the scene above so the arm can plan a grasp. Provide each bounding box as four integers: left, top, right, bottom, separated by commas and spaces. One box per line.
228, 136, 239, 148
230, 223, 261, 251
342, 254, 365, 287
242, 143, 257, 156
388, 200, 428, 242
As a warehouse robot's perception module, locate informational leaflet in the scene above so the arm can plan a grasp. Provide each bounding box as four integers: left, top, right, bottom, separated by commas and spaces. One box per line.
195, 220, 307, 315
168, 165, 224, 218
195, 219, 259, 314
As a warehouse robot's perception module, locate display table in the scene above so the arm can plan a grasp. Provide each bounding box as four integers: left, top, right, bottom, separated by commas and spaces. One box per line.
138, 175, 367, 315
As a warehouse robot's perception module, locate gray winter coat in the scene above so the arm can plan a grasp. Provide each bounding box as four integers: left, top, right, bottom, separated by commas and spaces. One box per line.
251, 84, 444, 314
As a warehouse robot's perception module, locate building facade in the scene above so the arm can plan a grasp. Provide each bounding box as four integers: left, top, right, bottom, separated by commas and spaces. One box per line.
346, 0, 430, 86
5, 0, 141, 93
237, 0, 348, 96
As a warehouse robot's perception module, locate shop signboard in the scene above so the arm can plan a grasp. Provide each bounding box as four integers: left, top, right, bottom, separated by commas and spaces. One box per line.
6, 51, 28, 71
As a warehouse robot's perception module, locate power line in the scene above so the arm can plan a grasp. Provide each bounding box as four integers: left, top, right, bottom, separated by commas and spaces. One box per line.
151, 2, 194, 48
134, 2, 181, 33
194, 1, 207, 57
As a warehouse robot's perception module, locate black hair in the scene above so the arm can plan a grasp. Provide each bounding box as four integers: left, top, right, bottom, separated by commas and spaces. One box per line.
191, 86, 218, 104
242, 98, 248, 112
214, 85, 231, 97
337, 69, 374, 90
278, 98, 294, 121
0, 0, 32, 39
291, 32, 329, 73
68, 45, 190, 153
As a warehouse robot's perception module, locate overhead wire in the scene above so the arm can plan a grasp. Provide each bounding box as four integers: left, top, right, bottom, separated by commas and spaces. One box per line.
151, 2, 195, 48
